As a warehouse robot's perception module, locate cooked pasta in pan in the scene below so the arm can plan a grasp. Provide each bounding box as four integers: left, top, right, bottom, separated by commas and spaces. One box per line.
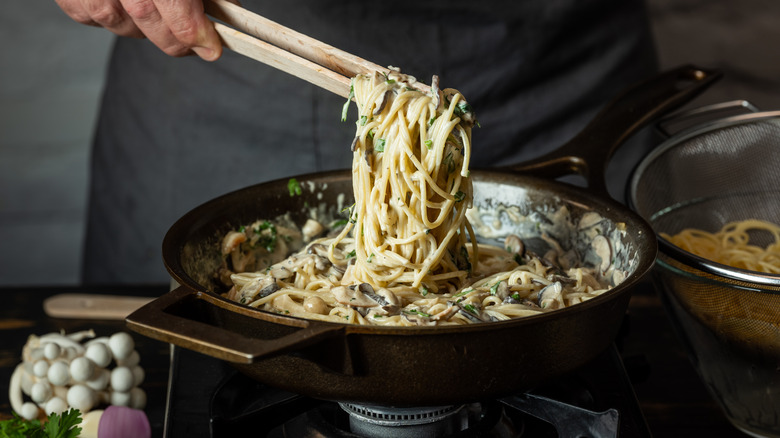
219, 70, 614, 325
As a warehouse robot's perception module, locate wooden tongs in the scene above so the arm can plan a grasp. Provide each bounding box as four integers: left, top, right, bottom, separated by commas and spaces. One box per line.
204, 0, 390, 98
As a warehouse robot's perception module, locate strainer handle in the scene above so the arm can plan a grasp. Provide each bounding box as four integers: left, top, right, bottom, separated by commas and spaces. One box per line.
656, 100, 760, 139
502, 65, 721, 196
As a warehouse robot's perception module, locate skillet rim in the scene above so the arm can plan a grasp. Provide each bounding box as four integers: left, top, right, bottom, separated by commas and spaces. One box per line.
162, 168, 657, 335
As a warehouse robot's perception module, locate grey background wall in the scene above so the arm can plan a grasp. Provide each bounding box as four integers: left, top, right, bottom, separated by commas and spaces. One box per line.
2, 0, 779, 286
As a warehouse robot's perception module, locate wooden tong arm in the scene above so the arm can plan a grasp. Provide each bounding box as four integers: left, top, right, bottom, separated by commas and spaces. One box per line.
205, 0, 389, 98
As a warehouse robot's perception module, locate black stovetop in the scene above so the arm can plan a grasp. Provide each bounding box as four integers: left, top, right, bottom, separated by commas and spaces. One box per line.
162, 342, 651, 437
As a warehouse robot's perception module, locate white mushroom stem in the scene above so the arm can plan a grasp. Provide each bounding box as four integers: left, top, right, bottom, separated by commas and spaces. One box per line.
9, 364, 25, 415
39, 333, 86, 355
85, 336, 111, 346
66, 329, 97, 342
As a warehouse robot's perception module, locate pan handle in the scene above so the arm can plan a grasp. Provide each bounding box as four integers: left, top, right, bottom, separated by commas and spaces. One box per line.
503, 64, 721, 195
125, 285, 345, 364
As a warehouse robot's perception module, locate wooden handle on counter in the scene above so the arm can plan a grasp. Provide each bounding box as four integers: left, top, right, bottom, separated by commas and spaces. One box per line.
43, 294, 155, 320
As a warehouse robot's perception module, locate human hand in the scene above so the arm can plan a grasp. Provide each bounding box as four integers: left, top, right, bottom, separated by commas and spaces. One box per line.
54, 0, 223, 61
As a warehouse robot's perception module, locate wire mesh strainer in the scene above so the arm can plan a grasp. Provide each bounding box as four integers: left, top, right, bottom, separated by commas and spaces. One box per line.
629, 101, 780, 438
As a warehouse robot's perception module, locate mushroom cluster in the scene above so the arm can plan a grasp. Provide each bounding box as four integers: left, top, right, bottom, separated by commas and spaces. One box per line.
9, 329, 146, 421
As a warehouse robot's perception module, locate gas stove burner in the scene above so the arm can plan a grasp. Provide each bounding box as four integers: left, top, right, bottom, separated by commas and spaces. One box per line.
338, 403, 464, 437
164, 344, 652, 437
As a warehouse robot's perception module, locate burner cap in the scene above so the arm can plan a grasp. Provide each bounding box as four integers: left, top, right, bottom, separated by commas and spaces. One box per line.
339, 403, 463, 437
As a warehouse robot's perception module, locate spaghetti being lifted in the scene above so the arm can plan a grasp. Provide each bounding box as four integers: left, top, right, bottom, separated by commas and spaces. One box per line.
342, 71, 477, 293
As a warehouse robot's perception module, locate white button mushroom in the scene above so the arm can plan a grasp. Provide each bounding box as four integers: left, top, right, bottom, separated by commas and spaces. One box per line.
108, 333, 134, 361
70, 356, 96, 382
117, 350, 140, 367
43, 342, 61, 360
45, 396, 69, 415
131, 365, 145, 387
109, 390, 131, 407
30, 381, 53, 404
20, 402, 40, 421
67, 384, 97, 412
129, 387, 147, 410
32, 360, 49, 378
110, 366, 134, 393
86, 368, 111, 391
85, 342, 113, 368
47, 361, 70, 387
16, 329, 146, 418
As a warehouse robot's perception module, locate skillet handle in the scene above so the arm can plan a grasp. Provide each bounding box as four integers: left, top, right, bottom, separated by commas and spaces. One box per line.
125, 285, 344, 364
503, 64, 721, 195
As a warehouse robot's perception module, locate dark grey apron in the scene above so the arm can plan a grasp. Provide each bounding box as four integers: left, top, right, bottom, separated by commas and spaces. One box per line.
82, 0, 658, 284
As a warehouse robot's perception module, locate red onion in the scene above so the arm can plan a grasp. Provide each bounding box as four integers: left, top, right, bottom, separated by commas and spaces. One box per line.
97, 405, 151, 438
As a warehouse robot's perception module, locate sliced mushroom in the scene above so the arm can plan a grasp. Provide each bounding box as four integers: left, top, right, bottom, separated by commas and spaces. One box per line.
492, 281, 510, 300
332, 285, 379, 308
364, 149, 374, 168
579, 211, 606, 232
272, 294, 303, 315
373, 90, 391, 115
359, 284, 400, 314
504, 234, 525, 259
591, 235, 613, 273
301, 219, 325, 242
238, 275, 280, 303
431, 75, 441, 109
538, 282, 563, 310
402, 311, 436, 326
455, 302, 486, 323
230, 251, 256, 273
221, 231, 247, 255
268, 264, 294, 280
269, 253, 330, 279
550, 274, 578, 286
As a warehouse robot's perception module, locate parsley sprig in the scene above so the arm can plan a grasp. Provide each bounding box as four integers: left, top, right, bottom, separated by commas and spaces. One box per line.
0, 408, 82, 438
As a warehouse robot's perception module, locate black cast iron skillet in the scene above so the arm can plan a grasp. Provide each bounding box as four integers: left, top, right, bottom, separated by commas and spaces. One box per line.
126, 65, 719, 406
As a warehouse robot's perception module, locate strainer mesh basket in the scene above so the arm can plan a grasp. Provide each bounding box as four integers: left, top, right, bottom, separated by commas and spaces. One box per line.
630, 111, 780, 355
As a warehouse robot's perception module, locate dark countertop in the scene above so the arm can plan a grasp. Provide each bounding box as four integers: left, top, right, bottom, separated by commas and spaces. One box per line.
0, 283, 745, 437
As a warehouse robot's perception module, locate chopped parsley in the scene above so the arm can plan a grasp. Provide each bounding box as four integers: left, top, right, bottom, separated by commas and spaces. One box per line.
254, 221, 278, 252
424, 139, 433, 149
443, 150, 456, 174
404, 308, 432, 318
341, 203, 357, 223
345, 250, 357, 259
375, 138, 386, 152
489, 281, 501, 295
288, 178, 302, 197
330, 218, 349, 228
0, 408, 82, 438
454, 288, 473, 298
341, 83, 355, 122
454, 101, 474, 119
453, 191, 466, 203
